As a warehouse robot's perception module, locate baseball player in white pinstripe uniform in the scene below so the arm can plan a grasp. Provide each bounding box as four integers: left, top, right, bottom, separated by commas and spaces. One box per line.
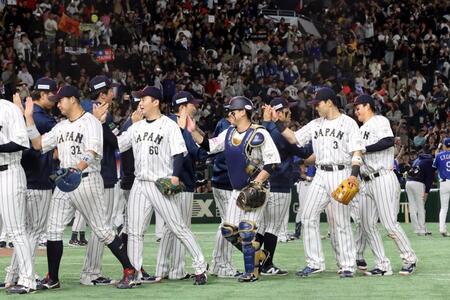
117, 86, 208, 285
0, 98, 36, 294
155, 91, 208, 280
273, 87, 364, 278
4, 78, 58, 290
189, 96, 281, 282
23, 85, 138, 290
354, 94, 417, 276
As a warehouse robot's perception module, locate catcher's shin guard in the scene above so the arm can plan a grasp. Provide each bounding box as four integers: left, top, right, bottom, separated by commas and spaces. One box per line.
238, 220, 257, 275
221, 223, 242, 251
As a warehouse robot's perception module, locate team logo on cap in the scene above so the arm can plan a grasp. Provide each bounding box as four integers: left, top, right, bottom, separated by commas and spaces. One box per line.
245, 104, 252, 110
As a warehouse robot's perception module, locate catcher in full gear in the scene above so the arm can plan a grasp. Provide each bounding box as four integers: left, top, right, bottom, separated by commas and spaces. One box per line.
188, 96, 281, 282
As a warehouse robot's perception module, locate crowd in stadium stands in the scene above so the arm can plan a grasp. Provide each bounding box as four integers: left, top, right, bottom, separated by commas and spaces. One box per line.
0, 0, 449, 187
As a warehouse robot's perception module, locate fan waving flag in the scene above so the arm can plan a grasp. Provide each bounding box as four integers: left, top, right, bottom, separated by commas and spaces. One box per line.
59, 13, 80, 36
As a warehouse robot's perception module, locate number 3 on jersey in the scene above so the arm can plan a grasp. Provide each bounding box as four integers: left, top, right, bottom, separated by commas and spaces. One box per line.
149, 146, 159, 155
333, 141, 338, 149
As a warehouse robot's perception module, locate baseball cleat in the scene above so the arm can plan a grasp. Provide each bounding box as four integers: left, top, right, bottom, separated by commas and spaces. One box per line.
216, 270, 243, 279
193, 272, 207, 285
261, 264, 288, 276
68, 239, 80, 247
0, 241, 6, 248
6, 284, 36, 294
78, 239, 88, 246
339, 270, 354, 278
237, 272, 258, 282
141, 269, 161, 284
8, 242, 13, 248
441, 232, 450, 237
356, 259, 368, 271
38, 242, 47, 249
364, 268, 393, 276
116, 268, 137, 289
296, 266, 323, 277
399, 263, 416, 276
90, 276, 115, 286
0, 282, 14, 290
41, 275, 61, 290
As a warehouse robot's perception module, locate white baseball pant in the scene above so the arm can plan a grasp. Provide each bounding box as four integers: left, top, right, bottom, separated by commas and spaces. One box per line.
211, 188, 236, 276
405, 181, 427, 234
0, 163, 36, 289
128, 180, 206, 277
156, 192, 194, 279
439, 181, 450, 233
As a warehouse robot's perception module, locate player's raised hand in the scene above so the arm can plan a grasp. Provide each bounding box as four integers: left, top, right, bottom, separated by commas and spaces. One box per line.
186, 115, 196, 133
13, 93, 25, 115
262, 104, 272, 122
177, 109, 187, 129
131, 109, 143, 123
93, 102, 109, 123
24, 96, 34, 118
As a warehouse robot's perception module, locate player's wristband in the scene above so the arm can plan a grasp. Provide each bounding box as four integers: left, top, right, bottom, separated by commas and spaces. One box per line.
81, 152, 95, 166
275, 120, 287, 133
26, 125, 40, 140
351, 164, 360, 177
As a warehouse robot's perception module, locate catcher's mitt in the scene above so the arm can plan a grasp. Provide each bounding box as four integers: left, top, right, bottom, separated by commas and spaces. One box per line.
155, 177, 185, 196
236, 181, 267, 212
331, 178, 359, 205
49, 167, 82, 193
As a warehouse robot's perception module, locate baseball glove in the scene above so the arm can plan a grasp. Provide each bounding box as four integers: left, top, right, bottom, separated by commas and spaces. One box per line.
155, 177, 185, 196
49, 167, 82, 193
236, 181, 267, 212
331, 178, 359, 205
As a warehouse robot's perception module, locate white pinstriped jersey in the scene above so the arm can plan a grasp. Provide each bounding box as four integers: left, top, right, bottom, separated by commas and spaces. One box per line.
41, 112, 102, 172
118, 115, 187, 181
359, 115, 395, 175
294, 114, 364, 166
0, 99, 29, 165
208, 126, 281, 165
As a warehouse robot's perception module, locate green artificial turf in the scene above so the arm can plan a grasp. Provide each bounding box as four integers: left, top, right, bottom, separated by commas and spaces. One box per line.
1, 223, 449, 299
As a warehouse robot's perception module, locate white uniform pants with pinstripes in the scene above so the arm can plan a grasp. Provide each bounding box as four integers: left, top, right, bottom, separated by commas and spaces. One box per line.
349, 196, 367, 261
362, 172, 417, 265
405, 181, 427, 234
80, 187, 115, 283
46, 172, 116, 274
211, 188, 236, 275
225, 190, 267, 226
259, 192, 291, 236
439, 181, 450, 233
128, 180, 206, 276
301, 168, 356, 272
0, 163, 35, 289
72, 210, 87, 232
296, 181, 311, 223
156, 192, 194, 279
5, 189, 51, 284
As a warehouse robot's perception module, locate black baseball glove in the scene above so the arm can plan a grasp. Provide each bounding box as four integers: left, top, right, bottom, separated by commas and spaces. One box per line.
236, 181, 267, 212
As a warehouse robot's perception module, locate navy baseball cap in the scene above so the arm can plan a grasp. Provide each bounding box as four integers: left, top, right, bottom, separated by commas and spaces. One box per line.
89, 75, 120, 93
172, 91, 203, 106
354, 94, 375, 107
228, 96, 253, 111
444, 137, 450, 147
310, 87, 336, 106
270, 97, 295, 111
49, 85, 81, 101
131, 86, 162, 100
34, 77, 57, 92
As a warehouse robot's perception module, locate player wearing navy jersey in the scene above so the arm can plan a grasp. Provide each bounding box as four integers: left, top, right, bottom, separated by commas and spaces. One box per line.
189, 96, 281, 282
406, 147, 435, 236
258, 98, 313, 275
433, 138, 450, 237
